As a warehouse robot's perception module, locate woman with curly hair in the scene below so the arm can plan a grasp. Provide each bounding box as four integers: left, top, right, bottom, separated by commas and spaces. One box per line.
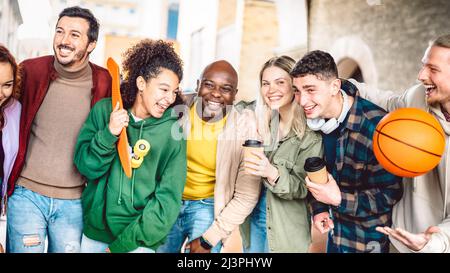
74, 39, 187, 253
1, 45, 21, 218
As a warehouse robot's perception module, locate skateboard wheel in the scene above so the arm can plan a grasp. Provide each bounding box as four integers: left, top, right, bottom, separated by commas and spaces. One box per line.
131, 155, 144, 169
134, 139, 151, 158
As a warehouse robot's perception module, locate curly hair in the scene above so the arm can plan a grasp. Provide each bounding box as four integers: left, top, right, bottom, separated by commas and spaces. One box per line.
120, 39, 184, 110
290, 50, 338, 80
0, 44, 21, 129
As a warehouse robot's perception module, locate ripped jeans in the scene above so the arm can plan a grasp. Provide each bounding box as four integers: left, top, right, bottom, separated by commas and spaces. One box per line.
6, 185, 83, 253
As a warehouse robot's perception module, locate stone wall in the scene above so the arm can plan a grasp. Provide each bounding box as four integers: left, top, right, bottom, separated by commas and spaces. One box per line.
308, 0, 450, 92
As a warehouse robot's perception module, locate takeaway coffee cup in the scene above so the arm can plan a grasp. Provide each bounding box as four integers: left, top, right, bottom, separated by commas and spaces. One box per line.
304, 157, 328, 184
243, 140, 264, 173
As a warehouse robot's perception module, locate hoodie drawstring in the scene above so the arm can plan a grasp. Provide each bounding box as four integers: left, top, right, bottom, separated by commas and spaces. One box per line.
117, 120, 145, 207
118, 170, 123, 205
130, 120, 145, 208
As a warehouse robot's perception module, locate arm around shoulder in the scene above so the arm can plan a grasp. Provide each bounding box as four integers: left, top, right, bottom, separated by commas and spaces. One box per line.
348, 79, 425, 112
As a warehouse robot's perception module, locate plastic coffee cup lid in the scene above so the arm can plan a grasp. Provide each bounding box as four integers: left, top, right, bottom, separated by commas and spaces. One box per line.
243, 139, 263, 147
304, 157, 326, 172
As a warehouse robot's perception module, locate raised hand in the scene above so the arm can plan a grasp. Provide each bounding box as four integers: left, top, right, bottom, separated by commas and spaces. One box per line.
376, 225, 440, 251
109, 102, 129, 136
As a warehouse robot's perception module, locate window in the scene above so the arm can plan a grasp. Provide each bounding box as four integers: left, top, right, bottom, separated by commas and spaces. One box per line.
166, 3, 179, 40
187, 28, 205, 91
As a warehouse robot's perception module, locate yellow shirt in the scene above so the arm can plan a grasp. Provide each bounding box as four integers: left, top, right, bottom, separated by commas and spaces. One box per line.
182, 103, 227, 200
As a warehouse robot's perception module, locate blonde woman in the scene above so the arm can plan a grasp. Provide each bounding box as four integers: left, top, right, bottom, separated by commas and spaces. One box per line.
241, 56, 323, 252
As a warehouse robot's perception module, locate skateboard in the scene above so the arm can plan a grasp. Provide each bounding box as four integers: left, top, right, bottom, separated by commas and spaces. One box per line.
107, 58, 132, 178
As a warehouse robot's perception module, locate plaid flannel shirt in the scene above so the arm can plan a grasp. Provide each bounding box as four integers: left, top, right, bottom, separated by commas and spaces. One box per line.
310, 80, 403, 253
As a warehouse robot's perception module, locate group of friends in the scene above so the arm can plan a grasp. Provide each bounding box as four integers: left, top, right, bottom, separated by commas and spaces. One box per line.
0, 6, 449, 253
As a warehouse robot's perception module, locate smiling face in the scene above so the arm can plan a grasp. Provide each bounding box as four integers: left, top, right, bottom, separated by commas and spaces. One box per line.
260, 66, 294, 111
133, 68, 180, 119
418, 45, 450, 107
293, 74, 341, 119
197, 61, 238, 120
0, 62, 14, 107
53, 16, 96, 69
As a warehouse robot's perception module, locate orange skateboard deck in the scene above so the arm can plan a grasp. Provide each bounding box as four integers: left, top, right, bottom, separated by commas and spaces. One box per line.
107, 58, 132, 178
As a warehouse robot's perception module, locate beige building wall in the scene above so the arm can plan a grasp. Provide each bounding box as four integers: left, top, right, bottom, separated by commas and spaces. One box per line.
104, 35, 179, 70
237, 0, 279, 103
217, 0, 237, 29
103, 35, 141, 69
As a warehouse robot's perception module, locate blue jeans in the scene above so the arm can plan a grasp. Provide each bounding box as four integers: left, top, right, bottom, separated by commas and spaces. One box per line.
157, 198, 222, 253
80, 234, 155, 253
244, 187, 269, 253
6, 185, 83, 253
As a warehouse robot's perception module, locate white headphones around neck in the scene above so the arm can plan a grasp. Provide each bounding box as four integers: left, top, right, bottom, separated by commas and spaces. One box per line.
307, 89, 351, 134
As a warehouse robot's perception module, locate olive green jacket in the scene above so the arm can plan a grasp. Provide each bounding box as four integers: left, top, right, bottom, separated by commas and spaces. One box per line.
240, 128, 323, 253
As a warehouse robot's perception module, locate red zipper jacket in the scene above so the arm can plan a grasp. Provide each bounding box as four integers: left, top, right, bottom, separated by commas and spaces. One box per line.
7, 55, 112, 197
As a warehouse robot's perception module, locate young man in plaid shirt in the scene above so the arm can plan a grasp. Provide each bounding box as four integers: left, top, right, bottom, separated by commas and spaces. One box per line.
291, 50, 403, 253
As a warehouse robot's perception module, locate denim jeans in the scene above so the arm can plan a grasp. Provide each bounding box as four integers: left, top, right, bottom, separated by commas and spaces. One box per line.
244, 186, 269, 253
6, 185, 83, 253
80, 234, 155, 253
156, 198, 222, 253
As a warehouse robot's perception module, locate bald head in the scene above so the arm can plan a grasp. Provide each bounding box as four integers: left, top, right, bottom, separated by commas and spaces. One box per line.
196, 60, 239, 122
201, 60, 238, 89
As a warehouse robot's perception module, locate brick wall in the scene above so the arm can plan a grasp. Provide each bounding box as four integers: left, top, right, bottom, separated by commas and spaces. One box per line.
237, 0, 279, 102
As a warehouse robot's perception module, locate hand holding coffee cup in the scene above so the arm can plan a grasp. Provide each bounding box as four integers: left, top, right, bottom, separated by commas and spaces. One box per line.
242, 140, 264, 173
243, 140, 279, 183
304, 157, 328, 184
305, 158, 342, 206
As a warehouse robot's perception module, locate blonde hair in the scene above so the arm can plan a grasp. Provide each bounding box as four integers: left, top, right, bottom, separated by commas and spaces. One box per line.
255, 56, 307, 145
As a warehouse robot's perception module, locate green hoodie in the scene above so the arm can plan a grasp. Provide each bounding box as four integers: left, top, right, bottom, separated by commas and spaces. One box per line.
74, 98, 187, 253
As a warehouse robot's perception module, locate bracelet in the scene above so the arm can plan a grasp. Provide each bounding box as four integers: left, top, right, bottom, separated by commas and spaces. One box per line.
199, 236, 213, 250
268, 175, 280, 185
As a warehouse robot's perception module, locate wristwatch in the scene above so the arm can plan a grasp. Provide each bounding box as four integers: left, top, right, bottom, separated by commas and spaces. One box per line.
199, 236, 213, 250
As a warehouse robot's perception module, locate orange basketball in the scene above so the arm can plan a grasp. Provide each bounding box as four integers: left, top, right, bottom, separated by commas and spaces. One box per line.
373, 108, 445, 178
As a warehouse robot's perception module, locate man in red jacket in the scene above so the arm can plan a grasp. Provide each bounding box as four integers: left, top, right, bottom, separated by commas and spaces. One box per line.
6, 6, 111, 253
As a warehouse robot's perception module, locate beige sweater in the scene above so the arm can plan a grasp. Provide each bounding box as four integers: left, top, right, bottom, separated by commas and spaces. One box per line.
180, 96, 261, 247
18, 59, 93, 199
350, 79, 450, 253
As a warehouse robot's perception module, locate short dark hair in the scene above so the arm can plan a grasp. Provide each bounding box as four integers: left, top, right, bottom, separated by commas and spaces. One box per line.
121, 39, 184, 109
290, 50, 338, 80
57, 6, 99, 43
